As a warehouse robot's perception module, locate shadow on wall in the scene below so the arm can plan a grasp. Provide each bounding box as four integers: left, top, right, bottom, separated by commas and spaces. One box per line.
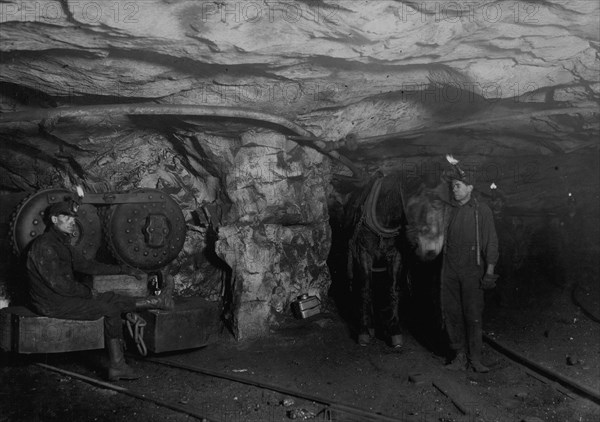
492, 211, 598, 309
202, 220, 235, 334
1, 250, 29, 307
0, 192, 31, 307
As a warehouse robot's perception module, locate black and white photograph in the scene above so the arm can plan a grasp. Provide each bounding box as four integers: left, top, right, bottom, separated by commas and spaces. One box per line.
0, 1, 598, 421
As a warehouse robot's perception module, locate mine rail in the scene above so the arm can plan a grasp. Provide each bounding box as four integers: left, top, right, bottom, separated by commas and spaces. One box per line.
140, 356, 403, 421
483, 334, 600, 405
35, 359, 411, 422
32, 338, 600, 422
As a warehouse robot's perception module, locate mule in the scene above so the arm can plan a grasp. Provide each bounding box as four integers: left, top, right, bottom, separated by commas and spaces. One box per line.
345, 171, 450, 347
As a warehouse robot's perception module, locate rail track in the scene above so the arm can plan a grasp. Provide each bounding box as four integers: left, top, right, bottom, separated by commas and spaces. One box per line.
36, 357, 408, 422
32, 334, 600, 422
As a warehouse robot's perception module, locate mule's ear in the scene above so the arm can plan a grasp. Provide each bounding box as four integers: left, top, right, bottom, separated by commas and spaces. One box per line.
440, 170, 453, 184
432, 179, 452, 201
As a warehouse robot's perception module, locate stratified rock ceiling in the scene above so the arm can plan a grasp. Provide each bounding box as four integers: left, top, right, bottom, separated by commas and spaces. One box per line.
1, 0, 599, 210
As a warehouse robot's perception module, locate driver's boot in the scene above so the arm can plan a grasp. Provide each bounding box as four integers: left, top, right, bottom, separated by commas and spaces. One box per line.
468, 322, 490, 373
107, 338, 142, 381
470, 360, 490, 373
445, 351, 468, 371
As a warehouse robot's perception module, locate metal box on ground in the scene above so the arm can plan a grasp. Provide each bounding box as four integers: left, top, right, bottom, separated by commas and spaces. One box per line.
0, 306, 104, 353
291, 295, 321, 319
139, 297, 221, 353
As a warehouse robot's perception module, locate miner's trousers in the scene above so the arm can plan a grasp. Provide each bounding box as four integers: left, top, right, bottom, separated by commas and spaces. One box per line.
441, 260, 485, 362
33, 292, 137, 340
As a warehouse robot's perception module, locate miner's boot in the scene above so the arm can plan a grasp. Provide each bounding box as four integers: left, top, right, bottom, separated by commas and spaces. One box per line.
135, 294, 175, 311
445, 351, 468, 371
470, 360, 490, 373
107, 338, 142, 381
468, 323, 490, 373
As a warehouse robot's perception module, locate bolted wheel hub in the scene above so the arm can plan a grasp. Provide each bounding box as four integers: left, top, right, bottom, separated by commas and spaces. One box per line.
104, 189, 186, 270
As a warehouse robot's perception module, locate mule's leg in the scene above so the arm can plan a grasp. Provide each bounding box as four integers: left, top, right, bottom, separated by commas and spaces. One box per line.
357, 247, 375, 346
385, 249, 403, 348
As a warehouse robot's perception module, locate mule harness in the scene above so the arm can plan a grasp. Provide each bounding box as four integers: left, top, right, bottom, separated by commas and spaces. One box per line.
350, 174, 407, 254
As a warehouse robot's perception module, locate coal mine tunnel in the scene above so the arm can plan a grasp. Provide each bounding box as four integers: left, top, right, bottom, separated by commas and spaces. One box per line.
0, 1, 599, 421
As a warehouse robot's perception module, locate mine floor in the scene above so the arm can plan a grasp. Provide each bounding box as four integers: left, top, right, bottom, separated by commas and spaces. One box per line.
1, 272, 599, 422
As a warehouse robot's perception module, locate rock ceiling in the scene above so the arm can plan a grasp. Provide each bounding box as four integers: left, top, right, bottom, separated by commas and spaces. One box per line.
0, 0, 599, 212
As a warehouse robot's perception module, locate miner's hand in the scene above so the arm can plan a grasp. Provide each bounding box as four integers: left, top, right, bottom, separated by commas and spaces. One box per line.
481, 273, 499, 290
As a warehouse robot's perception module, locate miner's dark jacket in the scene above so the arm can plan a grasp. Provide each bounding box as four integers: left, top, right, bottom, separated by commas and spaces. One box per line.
26, 225, 122, 316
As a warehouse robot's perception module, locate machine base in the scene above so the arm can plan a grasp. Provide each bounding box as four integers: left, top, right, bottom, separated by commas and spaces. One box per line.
138, 297, 222, 354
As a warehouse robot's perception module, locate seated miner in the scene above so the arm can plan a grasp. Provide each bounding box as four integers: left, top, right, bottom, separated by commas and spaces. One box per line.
25, 199, 173, 381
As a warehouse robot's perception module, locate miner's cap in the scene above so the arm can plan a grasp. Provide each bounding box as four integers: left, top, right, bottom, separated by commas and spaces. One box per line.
47, 201, 78, 217
443, 167, 474, 186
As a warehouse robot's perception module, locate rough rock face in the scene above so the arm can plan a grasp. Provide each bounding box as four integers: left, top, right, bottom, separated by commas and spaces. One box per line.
0, 0, 598, 337
207, 129, 331, 339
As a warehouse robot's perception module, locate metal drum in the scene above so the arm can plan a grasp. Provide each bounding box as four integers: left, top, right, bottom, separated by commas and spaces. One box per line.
10, 188, 102, 258
103, 188, 186, 270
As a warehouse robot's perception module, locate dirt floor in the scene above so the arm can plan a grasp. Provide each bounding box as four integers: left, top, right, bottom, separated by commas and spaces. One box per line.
1, 266, 599, 422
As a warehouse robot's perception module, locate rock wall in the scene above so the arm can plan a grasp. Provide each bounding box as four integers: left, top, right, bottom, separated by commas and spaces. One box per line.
214, 130, 331, 339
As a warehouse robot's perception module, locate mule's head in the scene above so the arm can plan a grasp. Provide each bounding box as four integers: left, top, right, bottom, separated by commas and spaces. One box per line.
405, 181, 450, 261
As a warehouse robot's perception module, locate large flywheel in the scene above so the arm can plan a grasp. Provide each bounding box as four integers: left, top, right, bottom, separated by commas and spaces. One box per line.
10, 188, 102, 258
103, 188, 186, 270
